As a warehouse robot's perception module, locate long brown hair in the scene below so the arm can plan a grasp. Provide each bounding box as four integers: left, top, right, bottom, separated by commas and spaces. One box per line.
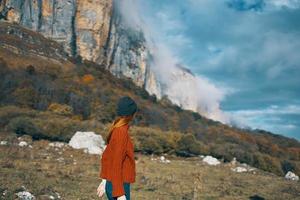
106, 114, 135, 144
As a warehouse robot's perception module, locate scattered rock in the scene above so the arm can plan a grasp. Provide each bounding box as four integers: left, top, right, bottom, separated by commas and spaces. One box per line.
68, 131, 106, 155
0, 140, 8, 145
1, 187, 8, 198
37, 191, 61, 200
150, 155, 171, 163
150, 154, 157, 161
159, 156, 171, 164
17, 135, 32, 144
202, 155, 220, 166
38, 188, 61, 200
15, 191, 35, 200
56, 157, 64, 163
49, 142, 65, 148
140, 175, 148, 184
18, 141, 28, 147
37, 194, 57, 200
230, 161, 256, 173
231, 166, 248, 173
285, 171, 299, 181
55, 192, 61, 199
230, 157, 237, 165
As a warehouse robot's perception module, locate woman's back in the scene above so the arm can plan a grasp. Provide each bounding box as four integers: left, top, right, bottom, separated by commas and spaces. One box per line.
100, 124, 136, 197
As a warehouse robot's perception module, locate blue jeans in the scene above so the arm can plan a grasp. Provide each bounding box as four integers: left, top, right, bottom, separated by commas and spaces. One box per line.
105, 180, 130, 200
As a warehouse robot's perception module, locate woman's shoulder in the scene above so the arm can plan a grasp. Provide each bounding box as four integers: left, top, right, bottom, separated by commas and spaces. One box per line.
111, 124, 129, 138
114, 124, 129, 131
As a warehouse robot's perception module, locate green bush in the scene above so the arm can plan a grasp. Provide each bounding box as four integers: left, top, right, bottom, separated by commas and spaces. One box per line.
176, 133, 206, 156
131, 127, 178, 155
281, 160, 295, 174
7, 117, 43, 139
12, 86, 37, 108
253, 153, 283, 175
33, 118, 82, 141
139, 137, 163, 154
47, 103, 73, 116
96, 101, 117, 123
7, 115, 83, 142
0, 106, 36, 128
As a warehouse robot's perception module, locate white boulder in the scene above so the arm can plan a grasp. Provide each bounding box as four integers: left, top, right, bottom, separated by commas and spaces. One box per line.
159, 156, 171, 164
68, 131, 106, 155
0, 140, 8, 145
231, 157, 237, 165
285, 171, 299, 181
202, 155, 220, 166
231, 166, 248, 173
18, 141, 28, 147
16, 191, 35, 200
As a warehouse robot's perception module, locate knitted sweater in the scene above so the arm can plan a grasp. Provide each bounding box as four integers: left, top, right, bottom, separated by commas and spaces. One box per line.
99, 124, 136, 197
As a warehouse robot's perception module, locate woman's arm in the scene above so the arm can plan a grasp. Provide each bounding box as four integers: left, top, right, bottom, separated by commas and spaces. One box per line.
110, 127, 128, 197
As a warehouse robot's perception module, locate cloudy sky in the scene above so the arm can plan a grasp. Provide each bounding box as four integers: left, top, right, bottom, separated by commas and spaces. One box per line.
129, 0, 300, 140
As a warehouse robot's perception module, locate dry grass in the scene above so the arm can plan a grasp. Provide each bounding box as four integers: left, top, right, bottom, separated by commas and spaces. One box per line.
1, 132, 299, 200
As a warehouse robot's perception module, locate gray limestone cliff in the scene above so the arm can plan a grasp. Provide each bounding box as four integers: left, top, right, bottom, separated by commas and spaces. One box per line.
103, 1, 162, 96
2, 0, 161, 98
4, 0, 112, 60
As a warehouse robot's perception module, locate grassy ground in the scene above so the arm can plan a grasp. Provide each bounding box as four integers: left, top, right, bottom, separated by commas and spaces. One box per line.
0, 132, 299, 200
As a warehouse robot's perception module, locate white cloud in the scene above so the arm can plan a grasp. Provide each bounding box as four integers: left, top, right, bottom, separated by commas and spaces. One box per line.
116, 0, 300, 138
116, 0, 231, 123
227, 104, 300, 137
229, 104, 300, 116
267, 0, 300, 9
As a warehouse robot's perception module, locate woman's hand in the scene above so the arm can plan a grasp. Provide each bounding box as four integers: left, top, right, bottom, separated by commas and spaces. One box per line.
97, 179, 106, 198
117, 195, 126, 200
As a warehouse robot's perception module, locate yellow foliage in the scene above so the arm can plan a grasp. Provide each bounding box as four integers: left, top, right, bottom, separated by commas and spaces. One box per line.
81, 74, 95, 84
47, 103, 73, 116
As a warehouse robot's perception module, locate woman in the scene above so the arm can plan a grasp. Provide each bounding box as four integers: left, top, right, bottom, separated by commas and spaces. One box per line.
97, 96, 137, 200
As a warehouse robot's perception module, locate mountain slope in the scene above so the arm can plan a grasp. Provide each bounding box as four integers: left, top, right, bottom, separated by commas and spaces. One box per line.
0, 21, 300, 178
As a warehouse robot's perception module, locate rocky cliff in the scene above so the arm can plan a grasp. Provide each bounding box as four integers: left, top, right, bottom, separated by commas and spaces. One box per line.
4, 0, 112, 60
2, 0, 161, 96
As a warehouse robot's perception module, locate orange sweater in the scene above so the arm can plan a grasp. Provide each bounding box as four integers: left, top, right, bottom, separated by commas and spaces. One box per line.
99, 124, 136, 197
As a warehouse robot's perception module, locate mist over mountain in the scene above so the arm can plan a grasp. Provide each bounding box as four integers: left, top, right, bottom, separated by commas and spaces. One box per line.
127, 0, 300, 140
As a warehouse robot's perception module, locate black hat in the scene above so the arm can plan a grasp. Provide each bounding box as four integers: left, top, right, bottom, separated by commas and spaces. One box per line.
116, 96, 137, 116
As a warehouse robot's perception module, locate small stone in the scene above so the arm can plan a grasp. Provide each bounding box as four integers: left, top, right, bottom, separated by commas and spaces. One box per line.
49, 142, 65, 148
202, 155, 220, 166
231, 166, 248, 173
15, 191, 35, 200
285, 171, 299, 181
18, 141, 28, 147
